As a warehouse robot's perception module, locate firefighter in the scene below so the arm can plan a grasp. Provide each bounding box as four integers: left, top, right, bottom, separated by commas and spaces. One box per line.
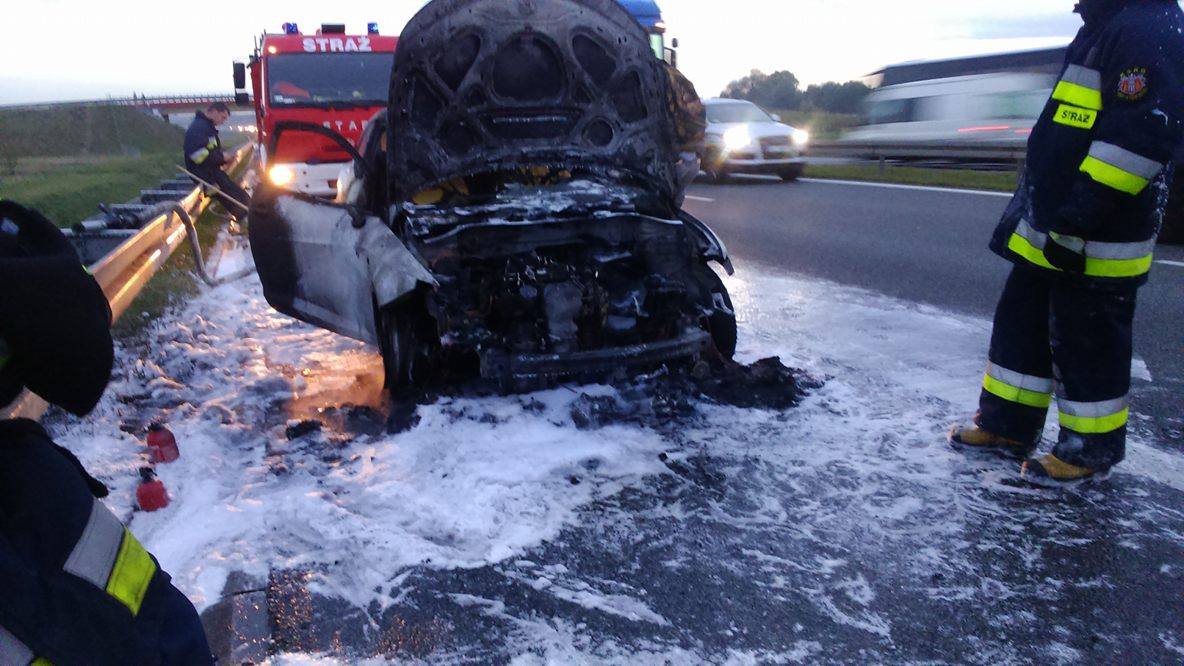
949, 0, 1184, 486
184, 101, 249, 219
0, 201, 214, 664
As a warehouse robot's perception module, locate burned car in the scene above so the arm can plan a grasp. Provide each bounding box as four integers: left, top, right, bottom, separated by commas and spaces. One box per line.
249, 0, 737, 391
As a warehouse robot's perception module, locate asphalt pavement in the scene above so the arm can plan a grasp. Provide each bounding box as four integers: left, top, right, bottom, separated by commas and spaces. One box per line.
684, 176, 1184, 445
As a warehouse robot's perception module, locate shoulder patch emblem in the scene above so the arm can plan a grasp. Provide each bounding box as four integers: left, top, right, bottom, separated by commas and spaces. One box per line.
1117, 67, 1149, 101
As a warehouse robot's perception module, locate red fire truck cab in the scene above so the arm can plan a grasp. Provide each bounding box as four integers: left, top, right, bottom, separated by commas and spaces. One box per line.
234, 23, 397, 197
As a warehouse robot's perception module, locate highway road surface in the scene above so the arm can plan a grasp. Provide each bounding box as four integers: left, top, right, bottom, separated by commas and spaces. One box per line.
684, 176, 1184, 447
50, 180, 1184, 663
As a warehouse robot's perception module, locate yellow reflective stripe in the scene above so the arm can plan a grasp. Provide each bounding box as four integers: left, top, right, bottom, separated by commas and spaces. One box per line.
983, 374, 1053, 409
1080, 155, 1150, 195
189, 148, 211, 165
1052, 104, 1097, 129
1052, 80, 1102, 111
105, 530, 156, 616
1009, 226, 1153, 279
1008, 231, 1057, 271
32, 658, 53, 666
1059, 407, 1129, 434
1083, 254, 1154, 278
207, 137, 219, 149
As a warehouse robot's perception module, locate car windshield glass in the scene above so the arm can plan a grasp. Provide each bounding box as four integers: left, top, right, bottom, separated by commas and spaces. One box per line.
707, 104, 773, 124
267, 53, 392, 107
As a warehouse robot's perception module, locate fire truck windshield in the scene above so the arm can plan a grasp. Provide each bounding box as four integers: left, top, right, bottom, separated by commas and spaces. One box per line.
267, 53, 392, 107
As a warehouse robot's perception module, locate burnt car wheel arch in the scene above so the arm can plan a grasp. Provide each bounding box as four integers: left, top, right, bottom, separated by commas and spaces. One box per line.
377, 293, 441, 389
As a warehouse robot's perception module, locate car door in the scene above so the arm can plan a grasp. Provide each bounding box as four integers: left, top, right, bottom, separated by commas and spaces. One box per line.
249, 122, 434, 345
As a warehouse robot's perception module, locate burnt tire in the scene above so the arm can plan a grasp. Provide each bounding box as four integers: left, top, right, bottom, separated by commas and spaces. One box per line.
378, 300, 439, 390
704, 271, 737, 360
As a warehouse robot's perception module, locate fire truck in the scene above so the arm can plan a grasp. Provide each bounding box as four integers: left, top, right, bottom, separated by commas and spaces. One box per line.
233, 23, 398, 197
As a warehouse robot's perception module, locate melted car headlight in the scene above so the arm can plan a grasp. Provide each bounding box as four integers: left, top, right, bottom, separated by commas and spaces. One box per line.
723, 126, 753, 152
792, 129, 811, 146
269, 164, 296, 187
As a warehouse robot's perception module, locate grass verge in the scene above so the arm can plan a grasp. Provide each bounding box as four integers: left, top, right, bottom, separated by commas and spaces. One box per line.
0, 153, 181, 227
804, 163, 1018, 192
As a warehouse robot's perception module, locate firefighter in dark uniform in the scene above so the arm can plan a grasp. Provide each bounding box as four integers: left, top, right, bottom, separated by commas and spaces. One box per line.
0, 201, 213, 664
950, 0, 1184, 485
184, 102, 250, 219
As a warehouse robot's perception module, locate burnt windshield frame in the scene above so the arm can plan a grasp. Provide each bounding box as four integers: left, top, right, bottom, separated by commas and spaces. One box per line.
266, 53, 392, 108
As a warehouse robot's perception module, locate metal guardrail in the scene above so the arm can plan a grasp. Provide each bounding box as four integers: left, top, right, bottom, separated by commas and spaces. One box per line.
809, 140, 1028, 165
0, 144, 254, 421
1, 94, 251, 112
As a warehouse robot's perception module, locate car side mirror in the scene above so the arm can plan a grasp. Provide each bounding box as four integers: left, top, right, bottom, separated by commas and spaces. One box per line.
266, 121, 371, 193
233, 62, 247, 90
234, 92, 250, 107
671, 38, 679, 49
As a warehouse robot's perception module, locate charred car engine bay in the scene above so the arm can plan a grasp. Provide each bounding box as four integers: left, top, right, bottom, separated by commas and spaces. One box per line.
249, 0, 739, 392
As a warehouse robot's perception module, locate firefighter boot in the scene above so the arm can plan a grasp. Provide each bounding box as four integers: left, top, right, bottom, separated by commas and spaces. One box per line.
1021, 454, 1111, 488
948, 422, 1035, 460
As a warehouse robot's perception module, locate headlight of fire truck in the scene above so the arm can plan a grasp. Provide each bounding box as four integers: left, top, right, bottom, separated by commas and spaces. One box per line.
268, 164, 296, 187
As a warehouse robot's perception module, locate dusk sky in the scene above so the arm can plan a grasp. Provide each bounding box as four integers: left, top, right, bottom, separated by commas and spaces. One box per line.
0, 1, 1096, 104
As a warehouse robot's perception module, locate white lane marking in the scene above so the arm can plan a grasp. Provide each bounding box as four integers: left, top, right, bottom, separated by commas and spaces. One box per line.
1155, 259, 1184, 268
684, 195, 716, 203
800, 177, 1014, 198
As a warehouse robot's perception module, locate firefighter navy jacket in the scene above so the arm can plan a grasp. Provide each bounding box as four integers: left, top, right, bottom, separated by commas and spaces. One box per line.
183, 112, 226, 179
0, 419, 212, 665
990, 0, 1184, 287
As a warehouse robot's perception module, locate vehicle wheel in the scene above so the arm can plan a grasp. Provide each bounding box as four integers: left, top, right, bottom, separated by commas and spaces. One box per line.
778, 165, 804, 182
378, 299, 439, 390
703, 270, 737, 360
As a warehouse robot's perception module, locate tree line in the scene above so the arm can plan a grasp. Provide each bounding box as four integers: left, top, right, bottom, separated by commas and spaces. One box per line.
720, 70, 870, 114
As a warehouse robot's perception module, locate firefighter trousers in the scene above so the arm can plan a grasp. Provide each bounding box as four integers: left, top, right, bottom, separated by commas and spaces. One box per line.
977, 265, 1136, 470
196, 170, 249, 220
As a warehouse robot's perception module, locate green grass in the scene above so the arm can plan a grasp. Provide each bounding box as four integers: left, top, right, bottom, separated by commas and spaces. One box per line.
804, 163, 1019, 192
0, 105, 183, 158
0, 153, 182, 227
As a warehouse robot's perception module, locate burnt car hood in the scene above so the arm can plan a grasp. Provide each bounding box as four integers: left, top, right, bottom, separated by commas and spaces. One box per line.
388, 0, 680, 204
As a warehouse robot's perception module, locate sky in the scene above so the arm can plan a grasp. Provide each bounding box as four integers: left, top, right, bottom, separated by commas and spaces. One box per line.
0, 0, 1091, 105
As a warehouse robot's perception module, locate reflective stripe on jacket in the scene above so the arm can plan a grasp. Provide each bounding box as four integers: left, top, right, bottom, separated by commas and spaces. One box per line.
0, 419, 167, 664
990, 0, 1184, 287
183, 112, 225, 176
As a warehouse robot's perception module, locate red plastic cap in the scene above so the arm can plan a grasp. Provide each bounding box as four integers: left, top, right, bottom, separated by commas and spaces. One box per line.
136, 480, 170, 512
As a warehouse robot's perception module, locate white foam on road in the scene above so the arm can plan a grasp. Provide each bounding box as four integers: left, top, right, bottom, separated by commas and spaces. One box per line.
800, 177, 1015, 198
46, 243, 1184, 662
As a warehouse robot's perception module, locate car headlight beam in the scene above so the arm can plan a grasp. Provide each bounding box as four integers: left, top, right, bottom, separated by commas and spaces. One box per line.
269, 164, 296, 187
792, 129, 811, 147
723, 126, 753, 152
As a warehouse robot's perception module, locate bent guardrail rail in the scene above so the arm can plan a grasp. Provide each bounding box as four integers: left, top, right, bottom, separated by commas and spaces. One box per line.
0, 143, 254, 421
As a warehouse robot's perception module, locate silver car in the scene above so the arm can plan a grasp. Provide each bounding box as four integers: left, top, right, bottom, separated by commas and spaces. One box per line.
702, 98, 809, 181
